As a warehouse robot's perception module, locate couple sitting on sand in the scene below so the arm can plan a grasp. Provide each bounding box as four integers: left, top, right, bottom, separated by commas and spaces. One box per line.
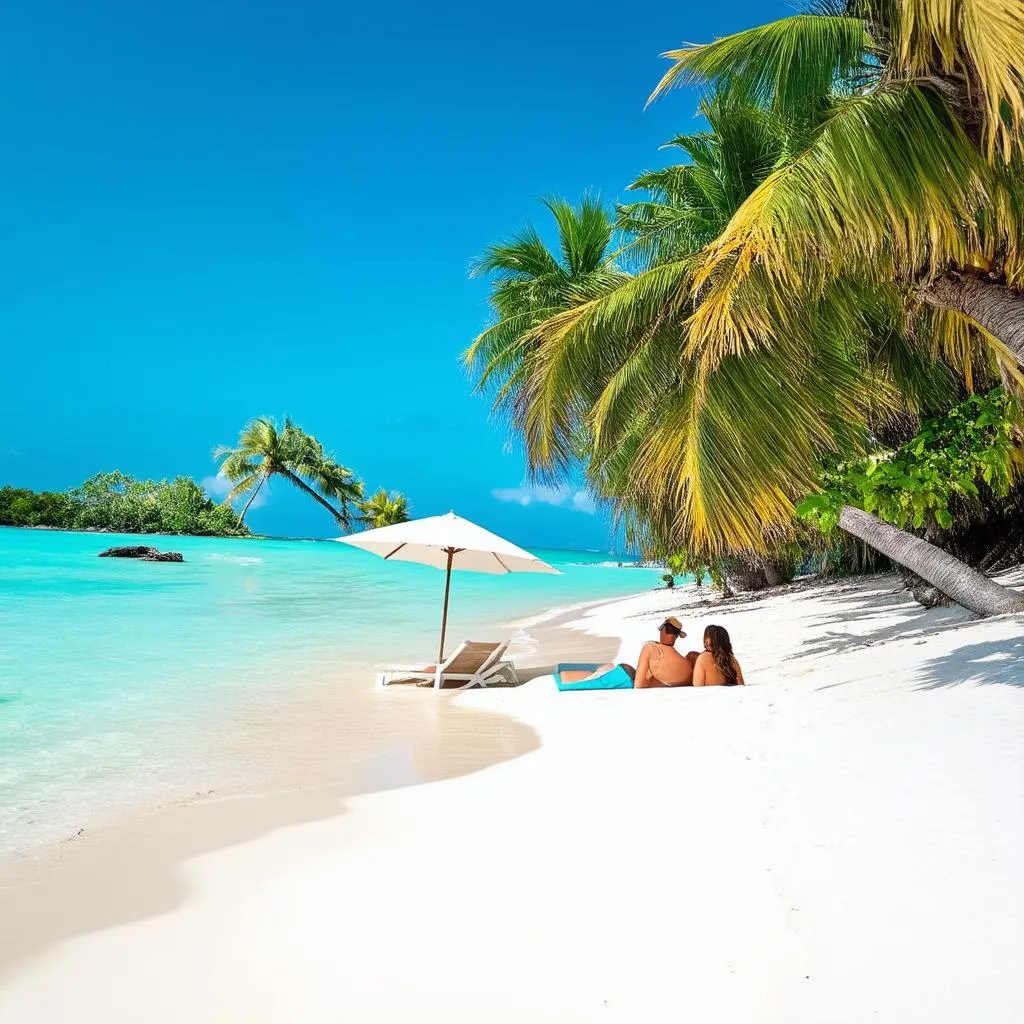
567, 617, 745, 688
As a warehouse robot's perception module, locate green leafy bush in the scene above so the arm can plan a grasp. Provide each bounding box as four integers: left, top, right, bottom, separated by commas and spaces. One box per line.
0, 487, 78, 527
0, 473, 250, 537
798, 389, 1018, 535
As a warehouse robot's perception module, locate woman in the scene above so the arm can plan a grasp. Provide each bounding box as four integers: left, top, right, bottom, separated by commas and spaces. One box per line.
692, 625, 745, 686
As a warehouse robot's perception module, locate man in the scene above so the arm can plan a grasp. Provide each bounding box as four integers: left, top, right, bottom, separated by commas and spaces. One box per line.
624, 616, 699, 688
556, 616, 699, 689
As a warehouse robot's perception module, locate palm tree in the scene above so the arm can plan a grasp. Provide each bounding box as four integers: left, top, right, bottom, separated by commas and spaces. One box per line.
469, 95, 1024, 613
286, 428, 364, 527
465, 194, 628, 421
358, 489, 409, 529
213, 418, 363, 527
487, 98, 897, 526
649, 0, 1024, 366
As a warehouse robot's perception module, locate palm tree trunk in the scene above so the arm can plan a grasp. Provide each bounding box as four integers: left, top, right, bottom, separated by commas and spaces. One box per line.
920, 272, 1024, 366
238, 474, 267, 524
838, 505, 1024, 616
282, 471, 347, 526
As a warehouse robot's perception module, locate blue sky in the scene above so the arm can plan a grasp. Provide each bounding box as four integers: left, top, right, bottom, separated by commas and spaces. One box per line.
1, 0, 786, 549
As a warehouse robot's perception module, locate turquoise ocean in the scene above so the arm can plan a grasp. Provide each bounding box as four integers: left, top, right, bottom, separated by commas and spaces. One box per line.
0, 528, 660, 854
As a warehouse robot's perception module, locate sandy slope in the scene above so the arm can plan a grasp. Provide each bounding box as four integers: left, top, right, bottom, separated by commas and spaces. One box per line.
1, 573, 1022, 1022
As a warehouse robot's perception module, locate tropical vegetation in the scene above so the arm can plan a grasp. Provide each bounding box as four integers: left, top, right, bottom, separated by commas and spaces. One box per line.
466, 0, 1024, 615
0, 473, 249, 536
358, 489, 410, 529
214, 417, 409, 529
2, 420, 411, 538
799, 391, 1024, 611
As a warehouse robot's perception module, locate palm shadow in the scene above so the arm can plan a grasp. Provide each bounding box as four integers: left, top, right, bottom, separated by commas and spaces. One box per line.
789, 580, 971, 660
916, 637, 1024, 690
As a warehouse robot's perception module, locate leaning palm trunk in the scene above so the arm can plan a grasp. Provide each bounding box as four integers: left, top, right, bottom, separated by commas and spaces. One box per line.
838, 505, 1024, 616
238, 474, 267, 523
282, 471, 348, 527
920, 272, 1024, 367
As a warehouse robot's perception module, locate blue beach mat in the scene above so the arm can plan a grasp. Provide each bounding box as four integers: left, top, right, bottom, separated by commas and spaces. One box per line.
554, 663, 634, 691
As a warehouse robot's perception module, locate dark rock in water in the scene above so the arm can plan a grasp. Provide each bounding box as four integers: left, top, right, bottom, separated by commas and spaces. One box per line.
98, 545, 184, 562
99, 545, 158, 558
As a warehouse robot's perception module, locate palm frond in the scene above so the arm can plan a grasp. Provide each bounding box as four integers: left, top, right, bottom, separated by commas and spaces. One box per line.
685, 87, 991, 364
650, 14, 873, 118
470, 229, 562, 282
225, 472, 264, 503
883, 0, 1024, 160
518, 258, 697, 473
543, 193, 616, 276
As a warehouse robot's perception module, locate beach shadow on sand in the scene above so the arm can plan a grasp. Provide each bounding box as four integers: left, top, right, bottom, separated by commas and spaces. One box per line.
792, 580, 970, 660
0, 696, 540, 978
916, 636, 1024, 690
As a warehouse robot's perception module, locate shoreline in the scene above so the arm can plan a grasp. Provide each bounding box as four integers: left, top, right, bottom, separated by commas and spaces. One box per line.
0, 583, 639, 976
1, 529, 663, 859
0, 582, 650, 873
2, 570, 1022, 1020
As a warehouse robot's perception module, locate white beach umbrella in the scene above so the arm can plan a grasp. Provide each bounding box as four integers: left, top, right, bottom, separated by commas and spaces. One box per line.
336, 511, 559, 662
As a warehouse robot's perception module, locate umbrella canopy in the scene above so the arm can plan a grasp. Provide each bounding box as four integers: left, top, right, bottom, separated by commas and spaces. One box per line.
336, 511, 559, 663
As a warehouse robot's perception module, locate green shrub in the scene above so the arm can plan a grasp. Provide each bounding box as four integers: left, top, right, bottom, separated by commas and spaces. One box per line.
798, 389, 1017, 535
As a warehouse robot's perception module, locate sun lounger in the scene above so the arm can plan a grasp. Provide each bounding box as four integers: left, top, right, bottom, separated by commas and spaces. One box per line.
375, 640, 517, 690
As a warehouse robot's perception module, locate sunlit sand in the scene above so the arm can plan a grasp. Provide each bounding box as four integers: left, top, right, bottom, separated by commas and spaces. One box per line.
1, 572, 1022, 1022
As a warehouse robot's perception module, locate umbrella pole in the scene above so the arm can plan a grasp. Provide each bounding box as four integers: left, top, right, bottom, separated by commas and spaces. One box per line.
437, 547, 454, 667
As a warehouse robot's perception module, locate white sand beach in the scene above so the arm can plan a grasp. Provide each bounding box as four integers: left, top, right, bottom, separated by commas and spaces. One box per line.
1, 572, 1023, 1022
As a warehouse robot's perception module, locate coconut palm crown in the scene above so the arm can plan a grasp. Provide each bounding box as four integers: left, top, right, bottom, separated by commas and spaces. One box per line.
213, 418, 363, 527
465, 194, 628, 424
649, 0, 1024, 368
358, 489, 410, 529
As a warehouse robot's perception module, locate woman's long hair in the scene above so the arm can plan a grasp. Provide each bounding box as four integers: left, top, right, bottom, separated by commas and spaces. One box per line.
703, 625, 739, 686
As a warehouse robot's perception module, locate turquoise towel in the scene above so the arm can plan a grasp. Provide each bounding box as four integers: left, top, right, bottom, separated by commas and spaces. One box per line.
554, 662, 633, 691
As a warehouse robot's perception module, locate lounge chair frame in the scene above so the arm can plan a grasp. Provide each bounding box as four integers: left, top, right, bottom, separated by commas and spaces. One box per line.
375, 639, 517, 690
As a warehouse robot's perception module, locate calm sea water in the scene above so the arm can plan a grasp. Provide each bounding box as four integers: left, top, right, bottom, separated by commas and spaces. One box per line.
0, 528, 660, 853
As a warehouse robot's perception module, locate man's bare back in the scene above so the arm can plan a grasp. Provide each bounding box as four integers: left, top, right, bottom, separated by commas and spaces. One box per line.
627, 617, 700, 688
634, 640, 696, 687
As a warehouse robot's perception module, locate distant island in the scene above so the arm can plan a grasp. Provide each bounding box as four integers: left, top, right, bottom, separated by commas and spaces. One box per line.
2, 416, 410, 539
0, 473, 250, 537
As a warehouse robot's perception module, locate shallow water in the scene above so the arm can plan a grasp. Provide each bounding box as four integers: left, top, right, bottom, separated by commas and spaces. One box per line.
0, 528, 660, 853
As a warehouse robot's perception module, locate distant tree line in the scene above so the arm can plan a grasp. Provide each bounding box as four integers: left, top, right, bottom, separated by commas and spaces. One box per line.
0, 472, 249, 536
1, 417, 411, 538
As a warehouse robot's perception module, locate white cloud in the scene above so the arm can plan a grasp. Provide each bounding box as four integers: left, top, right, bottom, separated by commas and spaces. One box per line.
202, 473, 268, 511
202, 474, 232, 498
491, 484, 596, 515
